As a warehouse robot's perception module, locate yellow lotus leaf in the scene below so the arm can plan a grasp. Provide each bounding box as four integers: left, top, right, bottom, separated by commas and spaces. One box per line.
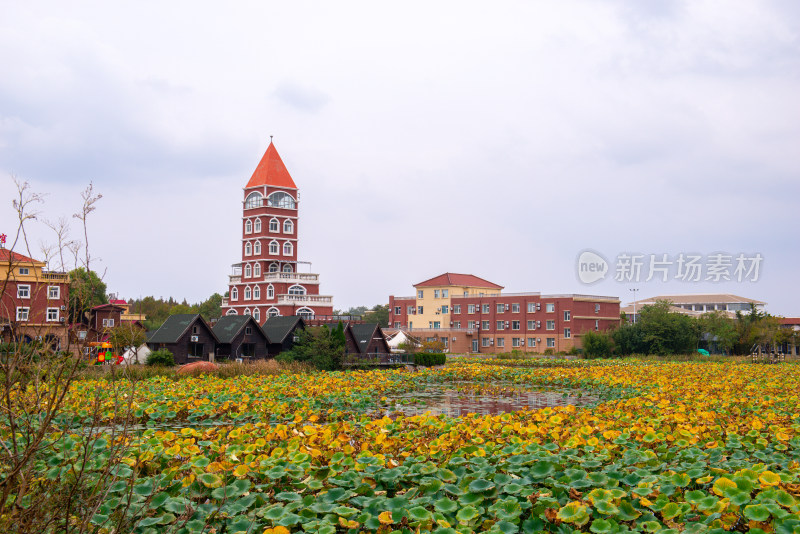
713, 477, 737, 496
263, 527, 290, 534
758, 471, 781, 486
379, 511, 394, 525
233, 465, 249, 478
338, 517, 359, 529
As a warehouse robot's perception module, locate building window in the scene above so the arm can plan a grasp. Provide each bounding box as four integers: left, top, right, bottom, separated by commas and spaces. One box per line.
244, 308, 251, 316
268, 307, 280, 317
226, 309, 238, 316
267, 284, 274, 299
48, 286, 60, 299
254, 218, 262, 232
442, 289, 449, 297
244, 192, 263, 209
267, 192, 296, 209
546, 320, 555, 330
512, 338, 521, 348
496, 320, 504, 330
564, 328, 571, 338
482, 338, 491, 347
244, 287, 252, 300
253, 308, 260, 321
283, 242, 293, 256
409, 322, 413, 329
269, 241, 279, 255
547, 338, 555, 348
17, 285, 30, 299
394, 306, 401, 315
47, 308, 58, 322
497, 303, 504, 313
528, 303, 537, 313
407, 306, 415, 314
481, 320, 490, 330
254, 263, 261, 277
231, 287, 238, 300
283, 219, 293, 233
394, 322, 400, 328
269, 218, 279, 232
245, 242, 252, 256
468, 320, 476, 329
528, 338, 537, 348
546, 303, 555, 313
254, 286, 261, 299
434, 289, 440, 298
297, 307, 315, 319
595, 320, 599, 331
453, 304, 461, 314
497, 338, 505, 348
482, 304, 490, 314
245, 219, 253, 234
454, 321, 461, 328
595, 303, 601, 314
254, 241, 261, 255
441, 305, 449, 314
19, 267, 29, 275
528, 320, 536, 330
283, 264, 292, 273
512, 303, 520, 313
468, 304, 475, 314
418, 306, 423, 314
102, 318, 115, 327
564, 311, 571, 321
512, 320, 520, 330
188, 343, 204, 358
16, 307, 29, 321
269, 262, 278, 272
418, 290, 424, 299
244, 264, 252, 278
288, 285, 306, 295
432, 322, 440, 329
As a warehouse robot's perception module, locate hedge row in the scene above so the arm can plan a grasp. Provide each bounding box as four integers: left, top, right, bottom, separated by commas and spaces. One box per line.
413, 353, 446, 366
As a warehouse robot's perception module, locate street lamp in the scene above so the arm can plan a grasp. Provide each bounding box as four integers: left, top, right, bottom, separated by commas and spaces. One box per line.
629, 288, 639, 324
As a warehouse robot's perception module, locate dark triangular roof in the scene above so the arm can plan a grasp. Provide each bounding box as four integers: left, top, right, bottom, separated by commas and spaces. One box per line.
212, 315, 263, 344
262, 315, 305, 344
148, 314, 218, 344
350, 323, 380, 354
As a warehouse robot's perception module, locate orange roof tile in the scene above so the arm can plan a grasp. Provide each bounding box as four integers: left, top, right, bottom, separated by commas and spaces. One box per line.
414, 273, 503, 289
0, 249, 40, 264
245, 141, 297, 189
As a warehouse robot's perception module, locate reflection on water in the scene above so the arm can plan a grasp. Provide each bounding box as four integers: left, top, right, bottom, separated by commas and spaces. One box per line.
380, 382, 599, 418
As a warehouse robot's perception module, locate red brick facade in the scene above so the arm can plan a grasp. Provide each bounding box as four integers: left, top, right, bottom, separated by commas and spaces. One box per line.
220, 142, 333, 324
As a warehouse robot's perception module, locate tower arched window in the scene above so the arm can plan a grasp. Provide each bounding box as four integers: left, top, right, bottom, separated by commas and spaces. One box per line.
254, 218, 261, 232
296, 307, 315, 319
269, 218, 279, 233
283, 264, 293, 273
254, 263, 261, 277
267, 284, 274, 299
267, 307, 280, 317
231, 287, 238, 300
226, 308, 238, 316
269, 240, 279, 255
267, 192, 296, 209
244, 192, 263, 209
244, 307, 251, 316
244, 242, 252, 256
283, 220, 293, 234
254, 240, 261, 255
288, 285, 306, 295
244, 264, 252, 278
245, 219, 252, 234
253, 308, 260, 321
254, 285, 261, 299
269, 262, 278, 273
244, 286, 252, 300
283, 242, 293, 256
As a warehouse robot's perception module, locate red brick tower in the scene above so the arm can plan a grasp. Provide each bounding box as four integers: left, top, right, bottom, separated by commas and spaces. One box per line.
220, 141, 333, 323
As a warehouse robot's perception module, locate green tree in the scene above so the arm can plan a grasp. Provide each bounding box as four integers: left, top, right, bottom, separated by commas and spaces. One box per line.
197, 293, 223, 322
68, 267, 107, 323
612, 300, 699, 355
277, 326, 345, 370
107, 323, 146, 354
697, 310, 737, 354
146, 349, 175, 367
582, 330, 614, 358
363, 304, 390, 327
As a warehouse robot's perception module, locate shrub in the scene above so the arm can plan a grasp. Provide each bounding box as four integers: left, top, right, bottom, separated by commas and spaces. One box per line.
543, 348, 554, 355
582, 330, 614, 359
414, 353, 446, 367
146, 349, 175, 367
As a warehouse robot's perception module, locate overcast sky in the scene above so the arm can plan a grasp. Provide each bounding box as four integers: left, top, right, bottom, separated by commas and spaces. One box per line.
1, 1, 798, 315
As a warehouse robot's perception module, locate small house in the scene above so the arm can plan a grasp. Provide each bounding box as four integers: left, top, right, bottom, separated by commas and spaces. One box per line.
213, 315, 269, 360
262, 316, 305, 357
346, 323, 391, 355
147, 314, 218, 364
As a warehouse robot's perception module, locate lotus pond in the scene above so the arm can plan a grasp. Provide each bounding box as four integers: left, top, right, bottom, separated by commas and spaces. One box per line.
18, 359, 800, 533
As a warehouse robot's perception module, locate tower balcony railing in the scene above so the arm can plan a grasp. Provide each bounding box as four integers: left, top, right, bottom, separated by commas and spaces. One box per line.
262, 272, 319, 283
229, 275, 241, 283
221, 297, 229, 306
276, 294, 333, 306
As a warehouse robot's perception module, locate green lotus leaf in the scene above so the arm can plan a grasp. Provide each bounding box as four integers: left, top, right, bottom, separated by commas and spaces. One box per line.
408, 506, 432, 522
590, 518, 614, 533
434, 497, 458, 514
197, 473, 222, 489
530, 462, 555, 478
557, 502, 590, 526
595, 500, 620, 515
744, 504, 770, 522
456, 505, 480, 524
468, 478, 495, 493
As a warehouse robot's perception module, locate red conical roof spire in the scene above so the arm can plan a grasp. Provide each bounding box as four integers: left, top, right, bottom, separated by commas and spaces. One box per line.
246, 140, 297, 189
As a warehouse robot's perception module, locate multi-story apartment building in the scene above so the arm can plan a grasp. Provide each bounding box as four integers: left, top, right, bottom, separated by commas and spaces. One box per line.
220, 141, 333, 323
389, 273, 620, 354
0, 248, 70, 349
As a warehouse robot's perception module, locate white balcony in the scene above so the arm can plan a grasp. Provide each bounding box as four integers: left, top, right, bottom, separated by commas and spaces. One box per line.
262, 272, 319, 284
276, 294, 333, 306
